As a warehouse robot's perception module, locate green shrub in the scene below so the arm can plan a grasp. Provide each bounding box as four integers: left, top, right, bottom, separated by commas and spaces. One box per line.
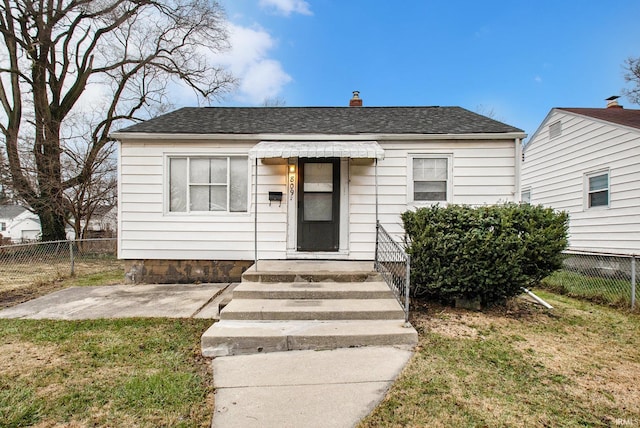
401, 203, 568, 305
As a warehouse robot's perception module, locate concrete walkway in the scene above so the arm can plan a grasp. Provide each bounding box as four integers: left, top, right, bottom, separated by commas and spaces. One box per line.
212, 346, 413, 428
0, 283, 230, 319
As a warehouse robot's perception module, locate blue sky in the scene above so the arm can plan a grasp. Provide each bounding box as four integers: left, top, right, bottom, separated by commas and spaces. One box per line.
213, 0, 640, 139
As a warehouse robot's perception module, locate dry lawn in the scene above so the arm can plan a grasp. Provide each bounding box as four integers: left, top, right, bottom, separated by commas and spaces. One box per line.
0, 318, 214, 427
361, 292, 640, 427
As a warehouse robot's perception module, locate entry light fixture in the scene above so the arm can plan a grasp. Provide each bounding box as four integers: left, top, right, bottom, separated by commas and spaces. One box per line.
289, 164, 296, 173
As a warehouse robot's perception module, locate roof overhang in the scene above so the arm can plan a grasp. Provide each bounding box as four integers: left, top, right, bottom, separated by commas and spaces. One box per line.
248, 140, 385, 160
109, 132, 527, 142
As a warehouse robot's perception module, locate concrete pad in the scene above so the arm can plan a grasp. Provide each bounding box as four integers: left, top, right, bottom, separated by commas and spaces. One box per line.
0, 283, 228, 320
212, 347, 413, 428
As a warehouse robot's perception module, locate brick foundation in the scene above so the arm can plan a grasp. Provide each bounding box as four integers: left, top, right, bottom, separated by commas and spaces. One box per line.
124, 259, 253, 284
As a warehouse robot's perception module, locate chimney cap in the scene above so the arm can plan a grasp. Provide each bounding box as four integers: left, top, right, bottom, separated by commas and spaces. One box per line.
605, 95, 623, 109
349, 90, 362, 107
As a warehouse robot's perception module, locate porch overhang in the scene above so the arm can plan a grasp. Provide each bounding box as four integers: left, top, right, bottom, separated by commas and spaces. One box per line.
248, 140, 385, 160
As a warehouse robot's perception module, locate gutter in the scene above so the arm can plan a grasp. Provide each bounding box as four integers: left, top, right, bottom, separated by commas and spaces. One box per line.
109, 131, 528, 142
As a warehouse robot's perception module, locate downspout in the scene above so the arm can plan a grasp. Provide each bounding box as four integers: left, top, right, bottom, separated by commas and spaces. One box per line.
254, 158, 258, 270
515, 137, 523, 202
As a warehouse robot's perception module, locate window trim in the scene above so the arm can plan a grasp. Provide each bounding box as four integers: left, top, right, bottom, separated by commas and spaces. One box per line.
165, 154, 250, 215
584, 169, 610, 210
407, 153, 453, 205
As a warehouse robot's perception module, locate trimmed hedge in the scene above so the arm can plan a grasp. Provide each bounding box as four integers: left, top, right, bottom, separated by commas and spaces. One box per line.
401, 203, 568, 305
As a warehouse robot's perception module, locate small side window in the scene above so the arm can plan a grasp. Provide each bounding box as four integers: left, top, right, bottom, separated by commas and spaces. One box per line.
586, 171, 609, 208
521, 189, 531, 204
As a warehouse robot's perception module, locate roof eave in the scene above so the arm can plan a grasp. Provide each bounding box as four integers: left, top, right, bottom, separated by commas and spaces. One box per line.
110, 131, 527, 141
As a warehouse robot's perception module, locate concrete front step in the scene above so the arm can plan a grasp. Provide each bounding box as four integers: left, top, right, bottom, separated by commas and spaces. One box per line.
220, 298, 405, 321
201, 320, 418, 357
232, 281, 395, 300
241, 260, 381, 283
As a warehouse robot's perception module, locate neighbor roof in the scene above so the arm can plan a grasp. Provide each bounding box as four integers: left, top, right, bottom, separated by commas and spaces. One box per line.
116, 106, 523, 135
0, 204, 28, 219
559, 108, 640, 130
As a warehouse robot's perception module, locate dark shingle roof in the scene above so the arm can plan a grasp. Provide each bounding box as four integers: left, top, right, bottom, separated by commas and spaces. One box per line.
559, 108, 640, 130
117, 106, 523, 135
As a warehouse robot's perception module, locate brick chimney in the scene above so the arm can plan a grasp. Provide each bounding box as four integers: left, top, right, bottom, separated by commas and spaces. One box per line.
349, 91, 362, 107
606, 95, 623, 109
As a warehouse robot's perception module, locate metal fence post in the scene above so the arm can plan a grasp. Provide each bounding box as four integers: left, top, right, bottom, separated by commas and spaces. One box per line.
70, 240, 75, 276
405, 254, 411, 324
632, 255, 636, 310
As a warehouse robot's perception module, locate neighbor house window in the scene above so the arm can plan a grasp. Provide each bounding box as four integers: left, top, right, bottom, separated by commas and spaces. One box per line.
586, 170, 609, 208
410, 155, 451, 203
0, 222, 5, 231
169, 156, 248, 213
549, 120, 562, 138
521, 189, 531, 204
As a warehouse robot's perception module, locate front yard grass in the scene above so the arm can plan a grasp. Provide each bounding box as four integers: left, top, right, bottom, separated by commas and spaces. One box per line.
0, 318, 213, 427
2, 289, 639, 427
360, 291, 640, 428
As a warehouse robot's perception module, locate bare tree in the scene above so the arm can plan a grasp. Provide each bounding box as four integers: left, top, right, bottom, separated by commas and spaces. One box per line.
0, 0, 235, 241
63, 136, 117, 240
622, 57, 640, 106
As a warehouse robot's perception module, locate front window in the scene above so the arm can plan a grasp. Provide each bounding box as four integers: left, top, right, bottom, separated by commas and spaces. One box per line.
169, 156, 248, 213
410, 155, 451, 203
586, 171, 609, 208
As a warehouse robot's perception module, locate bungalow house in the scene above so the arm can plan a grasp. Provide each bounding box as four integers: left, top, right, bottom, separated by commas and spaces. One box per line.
521, 97, 640, 255
111, 92, 526, 283
0, 204, 41, 243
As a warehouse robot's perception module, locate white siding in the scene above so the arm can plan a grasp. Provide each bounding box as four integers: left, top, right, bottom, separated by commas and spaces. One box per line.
349, 139, 517, 259
119, 137, 518, 261
522, 110, 640, 254
119, 140, 282, 260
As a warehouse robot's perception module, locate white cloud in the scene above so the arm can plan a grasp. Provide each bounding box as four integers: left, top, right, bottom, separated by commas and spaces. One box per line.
240, 59, 292, 102
259, 0, 312, 16
534, 75, 542, 83
217, 23, 293, 104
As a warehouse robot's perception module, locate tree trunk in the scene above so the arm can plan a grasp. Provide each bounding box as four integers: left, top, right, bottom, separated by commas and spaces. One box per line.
35, 204, 67, 242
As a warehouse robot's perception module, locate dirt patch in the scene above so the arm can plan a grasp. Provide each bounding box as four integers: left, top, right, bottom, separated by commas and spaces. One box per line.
0, 281, 68, 310
0, 340, 66, 381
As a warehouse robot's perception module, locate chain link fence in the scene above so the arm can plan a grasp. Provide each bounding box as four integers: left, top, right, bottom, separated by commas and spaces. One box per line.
0, 238, 121, 294
541, 249, 637, 310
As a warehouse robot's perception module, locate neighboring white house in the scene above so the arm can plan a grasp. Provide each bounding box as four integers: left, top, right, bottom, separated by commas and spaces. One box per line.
0, 205, 41, 242
521, 98, 640, 255
111, 93, 526, 283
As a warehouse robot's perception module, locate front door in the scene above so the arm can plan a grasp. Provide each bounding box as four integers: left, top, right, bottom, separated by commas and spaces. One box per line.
297, 158, 340, 251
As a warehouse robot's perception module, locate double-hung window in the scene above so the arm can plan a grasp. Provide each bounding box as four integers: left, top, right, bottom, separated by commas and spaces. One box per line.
586, 170, 609, 209
410, 155, 451, 203
169, 156, 248, 213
